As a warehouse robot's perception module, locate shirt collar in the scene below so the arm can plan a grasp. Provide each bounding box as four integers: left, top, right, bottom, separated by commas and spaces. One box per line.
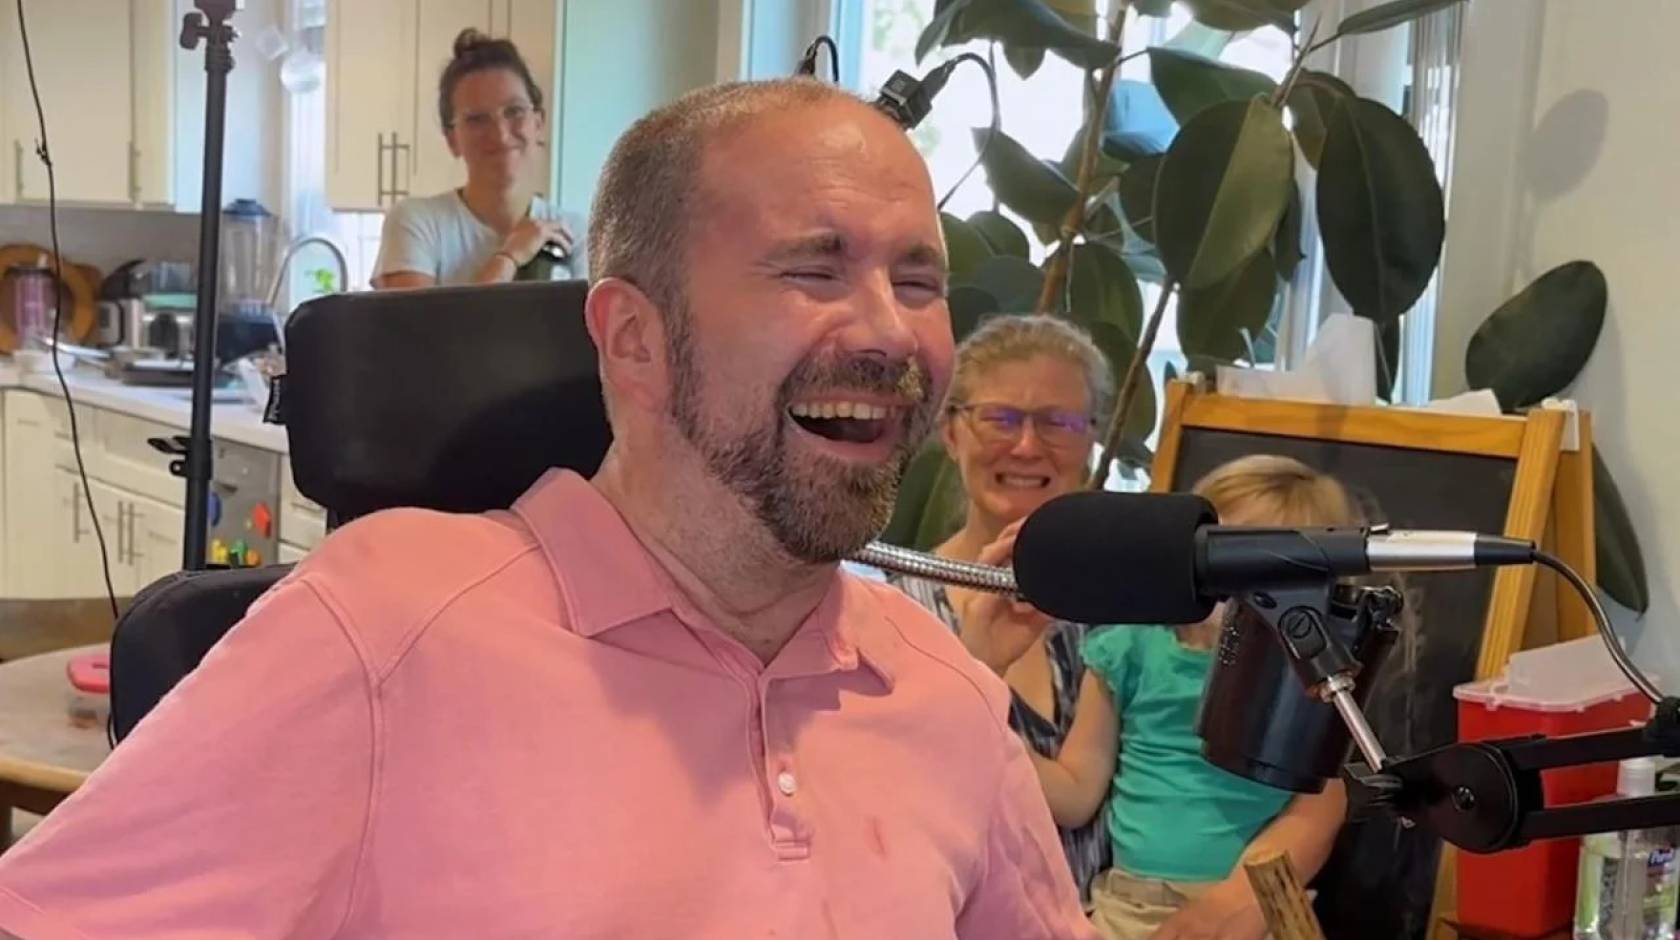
512, 470, 674, 638
511, 470, 896, 688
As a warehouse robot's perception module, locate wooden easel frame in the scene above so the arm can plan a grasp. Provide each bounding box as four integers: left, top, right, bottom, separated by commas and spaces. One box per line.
1150, 379, 1594, 673
1149, 380, 1597, 939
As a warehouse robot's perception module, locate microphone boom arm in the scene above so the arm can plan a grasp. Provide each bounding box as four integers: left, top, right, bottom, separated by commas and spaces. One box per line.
856, 534, 1680, 855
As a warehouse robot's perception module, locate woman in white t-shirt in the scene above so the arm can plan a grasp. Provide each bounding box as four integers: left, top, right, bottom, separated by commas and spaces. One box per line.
373, 29, 586, 288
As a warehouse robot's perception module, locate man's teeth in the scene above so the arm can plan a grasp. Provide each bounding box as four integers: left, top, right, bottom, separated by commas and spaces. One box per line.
789, 402, 891, 420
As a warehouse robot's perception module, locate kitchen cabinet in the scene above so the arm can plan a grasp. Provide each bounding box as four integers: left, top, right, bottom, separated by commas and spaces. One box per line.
0, 0, 272, 209
0, 1, 136, 205
406, 1, 494, 202
128, 489, 186, 592
326, 0, 559, 211
4, 390, 71, 596
49, 469, 123, 599
3, 387, 298, 600
326, 0, 418, 211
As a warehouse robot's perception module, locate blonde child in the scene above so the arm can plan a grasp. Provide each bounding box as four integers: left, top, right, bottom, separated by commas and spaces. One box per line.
1030, 455, 1359, 940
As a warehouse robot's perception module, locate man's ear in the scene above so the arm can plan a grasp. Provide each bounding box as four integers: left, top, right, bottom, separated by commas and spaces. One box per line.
585, 277, 669, 414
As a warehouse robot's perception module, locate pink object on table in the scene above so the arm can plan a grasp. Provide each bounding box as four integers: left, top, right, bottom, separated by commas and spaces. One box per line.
64, 653, 109, 695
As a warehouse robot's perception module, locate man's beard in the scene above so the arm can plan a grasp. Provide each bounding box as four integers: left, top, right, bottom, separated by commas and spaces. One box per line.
667, 314, 934, 564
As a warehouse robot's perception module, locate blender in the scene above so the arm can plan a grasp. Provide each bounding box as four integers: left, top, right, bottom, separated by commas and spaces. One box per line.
216, 198, 282, 362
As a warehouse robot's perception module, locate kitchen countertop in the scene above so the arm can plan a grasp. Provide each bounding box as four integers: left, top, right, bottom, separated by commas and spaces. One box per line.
0, 360, 289, 453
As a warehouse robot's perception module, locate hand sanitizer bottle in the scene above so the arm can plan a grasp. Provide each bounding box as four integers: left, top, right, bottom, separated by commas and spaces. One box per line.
1575, 757, 1679, 939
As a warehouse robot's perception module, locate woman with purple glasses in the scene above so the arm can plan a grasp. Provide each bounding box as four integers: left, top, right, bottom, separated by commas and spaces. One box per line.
880, 313, 1114, 907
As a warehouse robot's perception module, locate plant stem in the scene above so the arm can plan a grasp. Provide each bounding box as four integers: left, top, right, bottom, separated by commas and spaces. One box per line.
1269, 14, 1323, 109
1093, 281, 1174, 488
1033, 2, 1129, 315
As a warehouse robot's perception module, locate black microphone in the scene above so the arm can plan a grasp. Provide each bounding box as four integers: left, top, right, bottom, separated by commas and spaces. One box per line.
1012, 491, 1536, 625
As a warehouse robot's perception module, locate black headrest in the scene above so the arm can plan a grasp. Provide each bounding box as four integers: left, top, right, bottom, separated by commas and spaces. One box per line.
282, 280, 611, 519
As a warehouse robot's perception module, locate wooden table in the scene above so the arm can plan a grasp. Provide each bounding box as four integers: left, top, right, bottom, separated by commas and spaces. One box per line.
0, 645, 111, 838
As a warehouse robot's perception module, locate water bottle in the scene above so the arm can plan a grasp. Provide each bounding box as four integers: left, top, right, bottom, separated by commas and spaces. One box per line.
1575, 757, 1680, 939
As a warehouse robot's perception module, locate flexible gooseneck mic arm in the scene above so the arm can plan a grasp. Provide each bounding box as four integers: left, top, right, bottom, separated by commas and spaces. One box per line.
849, 540, 1019, 595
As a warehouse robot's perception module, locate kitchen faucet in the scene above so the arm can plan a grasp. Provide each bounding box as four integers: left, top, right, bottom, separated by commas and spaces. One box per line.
264, 234, 350, 351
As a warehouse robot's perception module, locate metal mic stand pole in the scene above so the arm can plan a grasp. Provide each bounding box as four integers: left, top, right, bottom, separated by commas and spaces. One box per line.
177, 0, 238, 571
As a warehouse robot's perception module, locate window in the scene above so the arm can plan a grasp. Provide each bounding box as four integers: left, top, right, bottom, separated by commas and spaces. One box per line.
839, 0, 1465, 407
847, 0, 1297, 434
280, 0, 384, 307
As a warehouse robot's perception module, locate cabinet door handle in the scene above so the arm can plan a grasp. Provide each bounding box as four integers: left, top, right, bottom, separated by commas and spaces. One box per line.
376, 132, 386, 206
71, 482, 85, 543
128, 141, 140, 205
126, 503, 141, 566
12, 140, 21, 200
390, 132, 410, 199
122, 502, 135, 565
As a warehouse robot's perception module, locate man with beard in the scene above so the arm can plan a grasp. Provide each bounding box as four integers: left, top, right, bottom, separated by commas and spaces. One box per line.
0, 79, 1093, 939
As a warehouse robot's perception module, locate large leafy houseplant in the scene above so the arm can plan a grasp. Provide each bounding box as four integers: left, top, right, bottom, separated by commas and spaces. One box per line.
879, 0, 1648, 613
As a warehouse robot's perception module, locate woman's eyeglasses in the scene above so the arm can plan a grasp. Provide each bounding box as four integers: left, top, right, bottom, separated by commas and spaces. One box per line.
949, 403, 1095, 448
453, 103, 535, 134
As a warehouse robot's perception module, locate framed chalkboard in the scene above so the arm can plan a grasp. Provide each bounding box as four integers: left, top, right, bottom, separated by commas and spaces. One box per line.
1149, 380, 1592, 940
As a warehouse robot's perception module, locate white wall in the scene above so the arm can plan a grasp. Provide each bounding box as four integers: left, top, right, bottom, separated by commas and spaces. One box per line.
554, 0, 723, 213
1436, 1, 1680, 684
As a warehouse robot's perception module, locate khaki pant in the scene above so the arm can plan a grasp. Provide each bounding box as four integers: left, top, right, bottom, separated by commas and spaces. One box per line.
1088, 868, 1214, 940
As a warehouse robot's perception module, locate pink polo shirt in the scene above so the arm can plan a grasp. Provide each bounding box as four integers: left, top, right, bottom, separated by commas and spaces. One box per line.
0, 470, 1093, 939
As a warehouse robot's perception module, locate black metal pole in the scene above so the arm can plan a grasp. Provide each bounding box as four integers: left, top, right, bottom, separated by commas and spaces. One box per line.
180, 1, 238, 571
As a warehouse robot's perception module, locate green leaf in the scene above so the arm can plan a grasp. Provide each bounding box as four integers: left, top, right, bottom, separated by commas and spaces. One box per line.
1088, 320, 1158, 439
967, 209, 1031, 259
1069, 242, 1145, 341
1115, 436, 1155, 474
1464, 261, 1608, 410
1316, 96, 1445, 323
1121, 244, 1169, 284
1103, 80, 1179, 161
1593, 447, 1649, 614
1286, 70, 1356, 169
916, 0, 977, 63
1186, 353, 1232, 376
1178, 250, 1278, 360
948, 285, 1002, 343
882, 444, 967, 550
974, 126, 1080, 226
966, 254, 1046, 312
1155, 97, 1294, 289
963, 0, 1123, 70
1004, 43, 1047, 79
1273, 181, 1304, 280
941, 212, 994, 279
1165, 20, 1235, 58
1183, 0, 1302, 32
1045, 0, 1100, 34
1334, 0, 1467, 40
1118, 154, 1162, 244
1062, 128, 1130, 184
1148, 47, 1278, 126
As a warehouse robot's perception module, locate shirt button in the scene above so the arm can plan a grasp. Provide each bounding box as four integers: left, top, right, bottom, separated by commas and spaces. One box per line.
776, 771, 798, 796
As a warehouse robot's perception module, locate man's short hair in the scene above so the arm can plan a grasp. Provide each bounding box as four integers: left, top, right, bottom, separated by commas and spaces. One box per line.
587, 78, 868, 321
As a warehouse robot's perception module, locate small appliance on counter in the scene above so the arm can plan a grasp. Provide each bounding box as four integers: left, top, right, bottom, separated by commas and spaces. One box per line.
216, 199, 281, 362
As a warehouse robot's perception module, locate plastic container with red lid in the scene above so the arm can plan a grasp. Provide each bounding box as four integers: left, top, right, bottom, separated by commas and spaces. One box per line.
65, 651, 110, 730
1453, 636, 1654, 938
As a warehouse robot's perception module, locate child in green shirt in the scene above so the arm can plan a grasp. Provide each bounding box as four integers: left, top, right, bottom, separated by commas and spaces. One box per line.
1029, 455, 1360, 940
